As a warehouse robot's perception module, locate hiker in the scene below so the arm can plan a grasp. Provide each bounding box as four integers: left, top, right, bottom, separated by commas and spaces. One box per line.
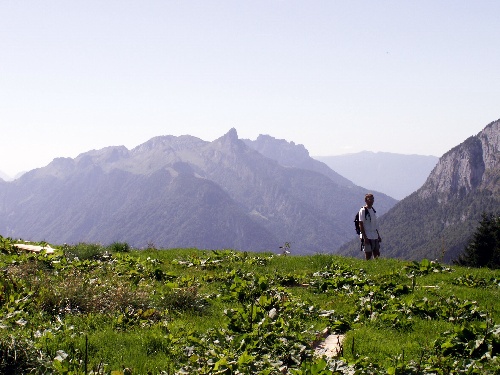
359, 193, 382, 260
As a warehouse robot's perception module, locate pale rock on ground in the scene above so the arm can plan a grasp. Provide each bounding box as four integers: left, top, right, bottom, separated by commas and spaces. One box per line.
313, 328, 345, 358
13, 243, 55, 254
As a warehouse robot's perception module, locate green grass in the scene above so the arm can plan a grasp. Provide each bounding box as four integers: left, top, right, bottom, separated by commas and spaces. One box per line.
345, 319, 454, 367
2, 240, 500, 374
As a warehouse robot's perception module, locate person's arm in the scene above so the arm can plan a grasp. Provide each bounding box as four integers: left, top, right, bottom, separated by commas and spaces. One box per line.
359, 221, 367, 240
359, 207, 368, 240
376, 229, 382, 242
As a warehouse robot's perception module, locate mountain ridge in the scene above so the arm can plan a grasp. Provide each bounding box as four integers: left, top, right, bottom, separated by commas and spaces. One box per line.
0, 129, 397, 254
242, 134, 355, 188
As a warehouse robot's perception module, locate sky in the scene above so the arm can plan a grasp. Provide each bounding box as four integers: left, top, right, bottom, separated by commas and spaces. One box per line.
1, 1, 499, 178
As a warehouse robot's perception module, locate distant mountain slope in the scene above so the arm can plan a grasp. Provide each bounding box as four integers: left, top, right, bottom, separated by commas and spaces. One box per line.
339, 119, 500, 262
0, 129, 397, 254
314, 152, 438, 200
0, 170, 11, 181
242, 135, 355, 188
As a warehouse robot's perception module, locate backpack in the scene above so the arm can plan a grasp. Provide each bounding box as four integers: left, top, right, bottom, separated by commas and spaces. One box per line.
354, 206, 376, 235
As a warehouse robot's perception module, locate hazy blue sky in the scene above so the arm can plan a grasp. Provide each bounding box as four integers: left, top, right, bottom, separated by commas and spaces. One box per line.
1, 1, 499, 177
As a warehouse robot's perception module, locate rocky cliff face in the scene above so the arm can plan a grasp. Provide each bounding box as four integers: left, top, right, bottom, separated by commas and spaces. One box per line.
480, 121, 500, 169
479, 121, 500, 193
419, 120, 499, 201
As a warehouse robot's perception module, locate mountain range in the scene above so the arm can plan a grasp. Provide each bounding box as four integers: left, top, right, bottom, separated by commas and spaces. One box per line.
0, 151, 437, 201
1, 118, 498, 261
314, 152, 439, 200
339, 119, 500, 262
0, 129, 396, 254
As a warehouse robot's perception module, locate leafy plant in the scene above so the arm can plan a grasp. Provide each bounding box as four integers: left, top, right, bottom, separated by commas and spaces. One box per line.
404, 258, 453, 276
0, 334, 50, 374
1, 237, 500, 373
453, 274, 500, 288
435, 320, 500, 358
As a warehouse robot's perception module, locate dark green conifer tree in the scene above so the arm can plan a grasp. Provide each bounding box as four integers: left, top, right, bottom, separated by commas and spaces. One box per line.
455, 213, 500, 268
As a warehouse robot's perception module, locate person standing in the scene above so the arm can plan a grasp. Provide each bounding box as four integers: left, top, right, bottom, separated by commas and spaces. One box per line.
359, 193, 382, 260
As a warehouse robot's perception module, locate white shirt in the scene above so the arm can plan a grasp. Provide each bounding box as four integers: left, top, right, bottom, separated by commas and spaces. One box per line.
359, 207, 379, 240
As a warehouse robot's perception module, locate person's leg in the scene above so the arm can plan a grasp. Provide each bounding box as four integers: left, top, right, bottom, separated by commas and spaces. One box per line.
364, 239, 373, 260
372, 240, 380, 258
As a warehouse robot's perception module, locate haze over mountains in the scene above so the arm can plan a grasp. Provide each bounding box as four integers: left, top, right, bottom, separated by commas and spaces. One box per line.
0, 129, 396, 254
315, 152, 439, 200
0, 171, 12, 181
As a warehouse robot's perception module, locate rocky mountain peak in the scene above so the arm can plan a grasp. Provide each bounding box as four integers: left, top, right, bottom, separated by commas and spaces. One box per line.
219, 128, 239, 143
418, 119, 499, 201
212, 128, 246, 153
243, 134, 310, 166
225, 127, 239, 140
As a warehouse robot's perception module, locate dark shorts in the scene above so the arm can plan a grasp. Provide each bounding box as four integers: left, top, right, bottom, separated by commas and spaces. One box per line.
363, 239, 380, 255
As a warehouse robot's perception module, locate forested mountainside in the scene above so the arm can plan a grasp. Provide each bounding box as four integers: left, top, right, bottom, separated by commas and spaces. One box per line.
339, 119, 500, 262
0, 129, 396, 254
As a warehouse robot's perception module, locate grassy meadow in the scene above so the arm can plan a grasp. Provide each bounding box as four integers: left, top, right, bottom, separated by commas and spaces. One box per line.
1, 237, 500, 374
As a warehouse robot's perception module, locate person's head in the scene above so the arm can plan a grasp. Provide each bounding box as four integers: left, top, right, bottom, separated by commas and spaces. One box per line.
365, 193, 374, 207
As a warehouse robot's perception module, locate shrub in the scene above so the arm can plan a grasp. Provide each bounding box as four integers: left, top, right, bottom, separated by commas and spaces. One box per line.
64, 243, 107, 261
37, 269, 151, 315
160, 286, 208, 314
108, 242, 131, 253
